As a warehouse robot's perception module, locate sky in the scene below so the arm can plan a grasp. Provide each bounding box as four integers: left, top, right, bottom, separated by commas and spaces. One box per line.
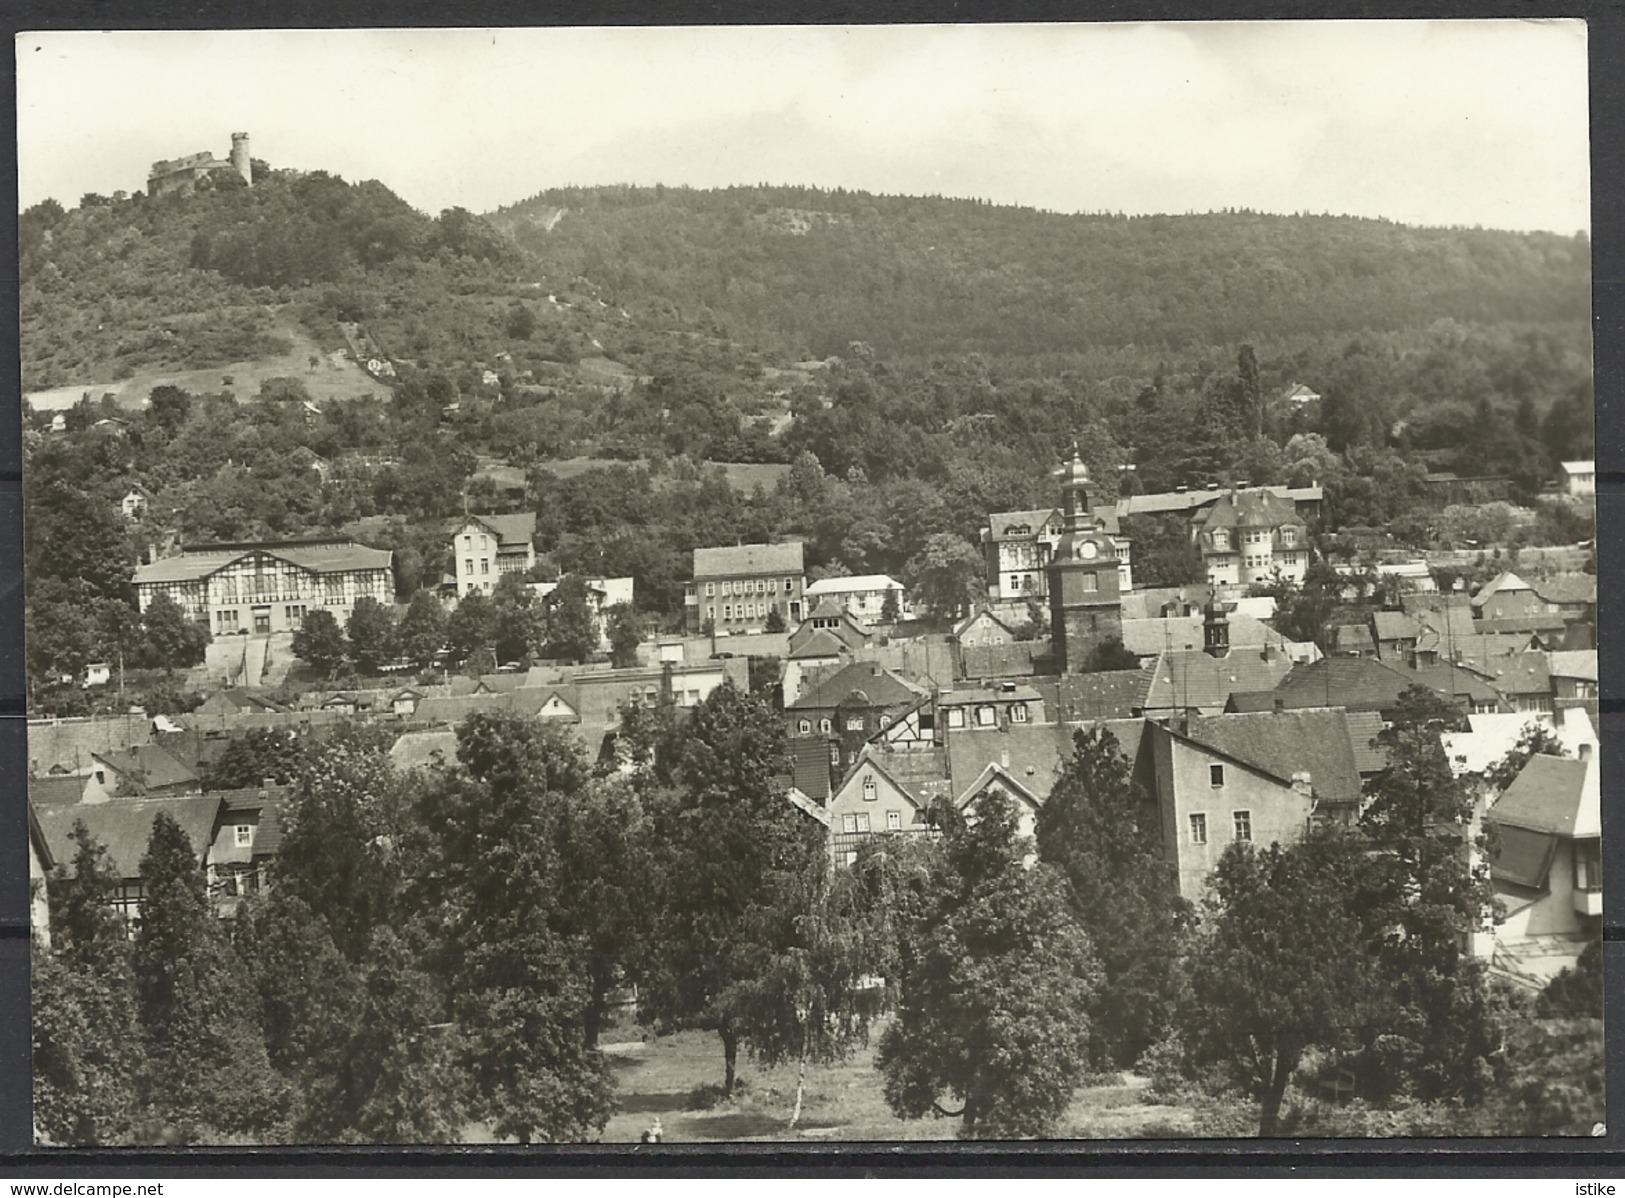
15, 21, 1592, 233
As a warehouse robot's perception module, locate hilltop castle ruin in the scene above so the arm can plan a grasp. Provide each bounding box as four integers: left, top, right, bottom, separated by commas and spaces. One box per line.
148, 132, 252, 197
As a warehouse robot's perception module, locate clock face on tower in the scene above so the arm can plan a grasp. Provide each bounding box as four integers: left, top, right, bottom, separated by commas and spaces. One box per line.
1080, 540, 1100, 560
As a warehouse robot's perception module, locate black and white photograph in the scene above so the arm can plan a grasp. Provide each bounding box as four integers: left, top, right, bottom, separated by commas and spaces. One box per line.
18, 21, 1602, 1147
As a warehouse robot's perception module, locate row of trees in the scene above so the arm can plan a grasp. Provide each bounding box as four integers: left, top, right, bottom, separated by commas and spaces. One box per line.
35, 678, 1597, 1144
289, 580, 641, 682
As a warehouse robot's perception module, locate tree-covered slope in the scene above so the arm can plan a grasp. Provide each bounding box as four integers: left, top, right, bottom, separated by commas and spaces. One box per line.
491, 184, 1590, 361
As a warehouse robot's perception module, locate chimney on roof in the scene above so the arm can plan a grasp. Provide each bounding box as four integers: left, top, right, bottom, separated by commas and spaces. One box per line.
1273, 696, 1285, 713
1000, 749, 1011, 770
262, 777, 276, 791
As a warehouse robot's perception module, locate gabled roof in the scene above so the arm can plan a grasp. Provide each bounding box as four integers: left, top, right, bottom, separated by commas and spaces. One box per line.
1344, 710, 1389, 774
945, 718, 1147, 807
1271, 656, 1500, 713
954, 608, 1017, 640
212, 785, 293, 860
694, 541, 804, 578
1530, 574, 1597, 606
1120, 612, 1287, 657
1372, 610, 1421, 642
808, 597, 848, 620
29, 801, 55, 871
1330, 624, 1375, 652
1184, 710, 1363, 809
986, 508, 1059, 540
36, 793, 222, 880
133, 541, 391, 585
456, 512, 537, 550
1448, 648, 1550, 697
29, 775, 94, 807
1192, 488, 1304, 531
788, 628, 855, 660
90, 744, 199, 792
1470, 571, 1531, 608
960, 642, 1050, 680
1489, 753, 1597, 838
199, 687, 287, 714
789, 661, 924, 712
835, 747, 934, 813
1141, 650, 1294, 712
790, 736, 833, 802
1549, 650, 1597, 682
804, 574, 903, 596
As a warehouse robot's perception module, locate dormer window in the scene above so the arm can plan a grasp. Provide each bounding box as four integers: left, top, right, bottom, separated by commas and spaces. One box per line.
235, 825, 253, 848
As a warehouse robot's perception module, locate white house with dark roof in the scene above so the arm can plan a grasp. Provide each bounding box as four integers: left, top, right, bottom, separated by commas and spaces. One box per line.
686, 541, 806, 634
803, 574, 908, 622
451, 513, 537, 597
1189, 488, 1309, 592
35, 793, 222, 925
1485, 745, 1600, 977
981, 506, 1133, 604
133, 538, 394, 639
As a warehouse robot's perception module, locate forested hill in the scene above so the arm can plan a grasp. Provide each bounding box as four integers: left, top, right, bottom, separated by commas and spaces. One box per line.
490, 185, 1591, 360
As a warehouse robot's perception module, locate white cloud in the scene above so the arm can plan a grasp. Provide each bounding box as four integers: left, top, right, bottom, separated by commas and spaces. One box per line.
16, 20, 1590, 231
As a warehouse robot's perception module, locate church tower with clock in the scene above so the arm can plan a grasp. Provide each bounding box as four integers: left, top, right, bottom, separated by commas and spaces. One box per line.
1047, 448, 1124, 673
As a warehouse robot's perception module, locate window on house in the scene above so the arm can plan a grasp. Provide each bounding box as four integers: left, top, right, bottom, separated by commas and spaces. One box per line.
1575, 841, 1601, 891
1082, 572, 1098, 592
847, 716, 866, 732
1010, 703, 1029, 723
830, 745, 840, 766
785, 578, 794, 593
705, 582, 714, 597
862, 776, 877, 802
723, 604, 732, 621
465, 559, 474, 575
947, 708, 966, 729
844, 850, 859, 867
464, 535, 472, 549
235, 825, 253, 848
1233, 810, 1252, 842
855, 812, 870, 833
842, 813, 857, 834
887, 810, 902, 831
820, 719, 832, 734
1189, 813, 1207, 845
975, 706, 996, 727
1210, 764, 1225, 787
481, 559, 490, 575
1283, 528, 1296, 545
798, 719, 812, 735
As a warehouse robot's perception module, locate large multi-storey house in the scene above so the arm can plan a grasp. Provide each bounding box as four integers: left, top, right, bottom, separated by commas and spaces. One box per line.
981, 507, 1132, 604
686, 541, 806, 634
1190, 488, 1309, 592
133, 539, 394, 639
450, 513, 537, 598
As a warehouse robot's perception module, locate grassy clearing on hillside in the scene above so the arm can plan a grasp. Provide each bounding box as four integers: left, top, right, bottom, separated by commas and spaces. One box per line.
25, 315, 379, 411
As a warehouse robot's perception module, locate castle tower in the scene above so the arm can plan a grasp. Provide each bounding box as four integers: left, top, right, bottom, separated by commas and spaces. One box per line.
230, 132, 252, 187
1048, 447, 1123, 673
